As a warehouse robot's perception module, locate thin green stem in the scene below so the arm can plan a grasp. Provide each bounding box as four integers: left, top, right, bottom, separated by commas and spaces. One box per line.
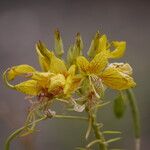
55, 115, 88, 120
126, 89, 141, 150
4, 114, 87, 150
5, 116, 47, 150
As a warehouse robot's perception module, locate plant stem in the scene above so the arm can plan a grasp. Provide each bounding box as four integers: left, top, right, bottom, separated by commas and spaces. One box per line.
5, 116, 47, 150
126, 89, 141, 150
86, 109, 107, 150
4, 114, 87, 150
55, 115, 88, 120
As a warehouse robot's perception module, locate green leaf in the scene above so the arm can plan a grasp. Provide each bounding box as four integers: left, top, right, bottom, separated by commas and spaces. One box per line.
103, 130, 122, 134
106, 137, 122, 144
86, 139, 103, 148
85, 116, 92, 139
113, 92, 126, 119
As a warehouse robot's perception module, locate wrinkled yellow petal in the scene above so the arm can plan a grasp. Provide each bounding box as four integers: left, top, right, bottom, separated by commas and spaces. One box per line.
7, 65, 36, 81
109, 63, 133, 75
109, 41, 126, 59
100, 66, 136, 90
64, 75, 82, 96
15, 80, 39, 95
48, 74, 65, 92
31, 72, 54, 89
98, 34, 107, 52
89, 51, 108, 74
76, 56, 90, 73
36, 41, 53, 71
49, 53, 67, 74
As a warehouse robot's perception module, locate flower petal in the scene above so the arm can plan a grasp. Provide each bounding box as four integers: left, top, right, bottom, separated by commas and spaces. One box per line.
100, 66, 136, 90
89, 51, 108, 74
76, 56, 90, 73
15, 80, 39, 95
109, 41, 126, 59
49, 53, 67, 75
31, 72, 54, 89
98, 34, 107, 52
48, 74, 65, 92
7, 65, 36, 81
64, 75, 82, 96
109, 63, 133, 75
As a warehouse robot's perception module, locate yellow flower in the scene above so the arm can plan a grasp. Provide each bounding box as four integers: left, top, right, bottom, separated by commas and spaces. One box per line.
77, 51, 108, 75
88, 32, 126, 59
36, 41, 82, 96
5, 66, 65, 96
4, 32, 135, 98
4, 42, 82, 98
97, 35, 126, 59
77, 52, 136, 90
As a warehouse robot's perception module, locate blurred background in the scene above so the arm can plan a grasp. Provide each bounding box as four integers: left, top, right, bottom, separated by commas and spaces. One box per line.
0, 0, 150, 149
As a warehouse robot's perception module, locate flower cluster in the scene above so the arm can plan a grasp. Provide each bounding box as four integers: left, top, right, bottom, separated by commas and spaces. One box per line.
3, 30, 137, 150
4, 30, 135, 104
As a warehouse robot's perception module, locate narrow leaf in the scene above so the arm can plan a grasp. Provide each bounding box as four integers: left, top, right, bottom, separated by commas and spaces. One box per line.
85, 116, 92, 139
103, 130, 121, 134
106, 137, 122, 144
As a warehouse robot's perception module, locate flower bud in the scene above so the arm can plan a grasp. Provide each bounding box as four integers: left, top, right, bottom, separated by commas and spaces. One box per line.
67, 33, 83, 66
54, 29, 64, 58
87, 31, 100, 58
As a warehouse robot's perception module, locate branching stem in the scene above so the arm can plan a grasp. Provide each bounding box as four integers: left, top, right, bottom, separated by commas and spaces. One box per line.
86, 109, 107, 150
4, 114, 87, 150
5, 116, 47, 150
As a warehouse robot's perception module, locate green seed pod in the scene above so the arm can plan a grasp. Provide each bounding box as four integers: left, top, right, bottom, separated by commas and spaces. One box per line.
113, 92, 126, 119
